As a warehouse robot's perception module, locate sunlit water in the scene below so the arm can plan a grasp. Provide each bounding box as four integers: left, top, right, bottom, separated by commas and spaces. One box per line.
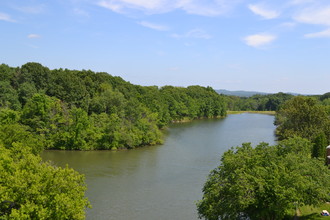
42, 113, 276, 220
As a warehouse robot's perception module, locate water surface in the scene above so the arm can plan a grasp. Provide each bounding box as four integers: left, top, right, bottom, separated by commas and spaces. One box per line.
42, 113, 276, 220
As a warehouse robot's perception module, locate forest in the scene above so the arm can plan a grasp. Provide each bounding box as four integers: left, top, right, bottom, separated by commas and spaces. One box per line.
0, 62, 227, 151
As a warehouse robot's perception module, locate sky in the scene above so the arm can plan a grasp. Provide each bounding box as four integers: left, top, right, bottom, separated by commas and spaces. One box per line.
1, 0, 330, 94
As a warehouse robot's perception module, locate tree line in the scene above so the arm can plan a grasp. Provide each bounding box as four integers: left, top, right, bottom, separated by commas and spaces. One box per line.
225, 92, 294, 111
0, 62, 227, 151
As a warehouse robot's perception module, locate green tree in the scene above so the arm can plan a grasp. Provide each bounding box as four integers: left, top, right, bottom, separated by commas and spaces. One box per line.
18, 82, 37, 106
312, 132, 327, 159
320, 92, 330, 101
0, 108, 43, 154
275, 96, 330, 141
197, 138, 330, 220
19, 62, 50, 91
0, 144, 90, 219
0, 81, 21, 110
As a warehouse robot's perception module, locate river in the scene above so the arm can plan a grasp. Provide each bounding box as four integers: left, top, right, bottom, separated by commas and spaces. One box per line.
42, 113, 276, 220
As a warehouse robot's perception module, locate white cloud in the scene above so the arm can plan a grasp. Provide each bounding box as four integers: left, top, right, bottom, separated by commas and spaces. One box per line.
248, 4, 280, 19
97, 0, 169, 14
27, 34, 41, 39
98, 1, 123, 13
304, 28, 330, 38
171, 29, 212, 39
97, 0, 241, 16
243, 33, 277, 48
0, 12, 16, 22
177, 0, 238, 16
138, 21, 169, 31
294, 6, 330, 26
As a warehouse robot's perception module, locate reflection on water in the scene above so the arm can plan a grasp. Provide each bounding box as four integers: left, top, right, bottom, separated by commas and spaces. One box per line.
42, 113, 276, 220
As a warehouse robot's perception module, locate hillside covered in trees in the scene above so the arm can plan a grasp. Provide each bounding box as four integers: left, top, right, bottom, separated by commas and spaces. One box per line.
0, 62, 226, 151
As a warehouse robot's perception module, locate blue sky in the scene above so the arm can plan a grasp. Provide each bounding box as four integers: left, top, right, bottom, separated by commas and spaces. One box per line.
1, 0, 330, 94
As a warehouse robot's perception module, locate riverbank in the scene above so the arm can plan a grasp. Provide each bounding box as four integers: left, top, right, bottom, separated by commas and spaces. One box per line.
227, 110, 276, 115
171, 115, 226, 124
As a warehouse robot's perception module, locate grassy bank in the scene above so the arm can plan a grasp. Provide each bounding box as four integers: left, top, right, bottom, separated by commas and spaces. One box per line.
296, 204, 330, 219
227, 110, 276, 115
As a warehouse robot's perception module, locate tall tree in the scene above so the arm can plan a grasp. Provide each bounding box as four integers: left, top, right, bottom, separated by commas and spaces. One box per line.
275, 96, 330, 141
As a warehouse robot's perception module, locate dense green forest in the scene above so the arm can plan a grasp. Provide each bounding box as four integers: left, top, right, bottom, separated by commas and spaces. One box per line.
198, 95, 330, 219
0, 62, 226, 151
225, 92, 294, 111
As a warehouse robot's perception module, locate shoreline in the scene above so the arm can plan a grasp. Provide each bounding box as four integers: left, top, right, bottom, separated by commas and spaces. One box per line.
227, 110, 276, 115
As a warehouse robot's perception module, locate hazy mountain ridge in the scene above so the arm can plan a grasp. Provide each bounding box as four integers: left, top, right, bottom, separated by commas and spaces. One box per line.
216, 89, 269, 97
216, 89, 306, 97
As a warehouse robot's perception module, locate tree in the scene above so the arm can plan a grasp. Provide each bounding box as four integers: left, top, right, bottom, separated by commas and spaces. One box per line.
197, 138, 330, 220
312, 132, 327, 159
0, 81, 21, 110
0, 108, 44, 154
320, 92, 330, 101
275, 96, 330, 141
0, 144, 90, 219
19, 62, 50, 91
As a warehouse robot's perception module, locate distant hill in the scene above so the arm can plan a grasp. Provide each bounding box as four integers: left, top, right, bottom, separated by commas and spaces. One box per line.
216, 89, 269, 97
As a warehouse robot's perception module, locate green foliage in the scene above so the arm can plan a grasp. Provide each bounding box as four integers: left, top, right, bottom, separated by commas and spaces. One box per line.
0, 81, 21, 110
226, 92, 294, 111
0, 144, 90, 219
19, 62, 50, 91
312, 133, 327, 159
320, 92, 330, 101
197, 138, 330, 220
0, 62, 226, 150
275, 96, 330, 141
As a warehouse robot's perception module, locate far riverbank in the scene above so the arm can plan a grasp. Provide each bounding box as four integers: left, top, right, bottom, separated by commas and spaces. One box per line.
227, 110, 275, 115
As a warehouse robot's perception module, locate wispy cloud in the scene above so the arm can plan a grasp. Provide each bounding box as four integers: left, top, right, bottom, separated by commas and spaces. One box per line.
294, 6, 330, 26
171, 29, 212, 39
243, 33, 277, 48
177, 0, 239, 16
305, 28, 330, 38
0, 12, 16, 22
97, 0, 124, 13
97, 0, 240, 16
248, 4, 280, 19
138, 21, 169, 31
27, 34, 41, 39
